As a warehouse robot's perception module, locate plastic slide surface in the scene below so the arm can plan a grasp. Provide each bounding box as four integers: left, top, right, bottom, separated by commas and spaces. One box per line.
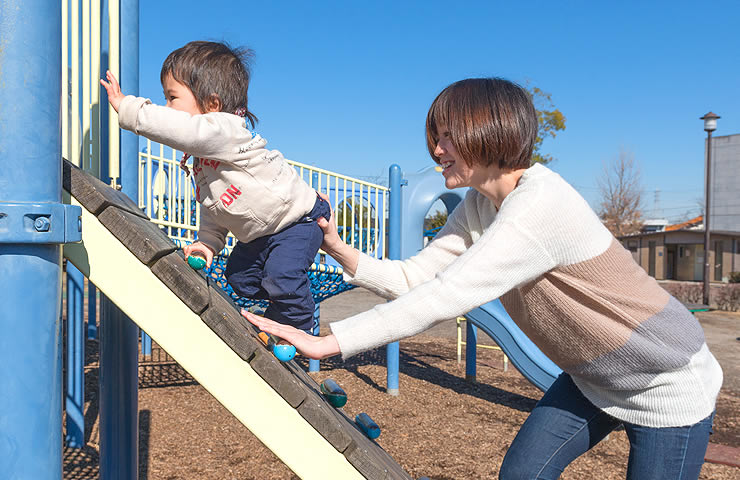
465, 300, 561, 392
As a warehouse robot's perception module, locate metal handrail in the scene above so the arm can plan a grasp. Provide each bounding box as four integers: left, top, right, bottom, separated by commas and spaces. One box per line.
138, 140, 390, 260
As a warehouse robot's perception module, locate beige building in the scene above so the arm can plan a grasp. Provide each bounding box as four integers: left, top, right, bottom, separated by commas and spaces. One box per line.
620, 217, 740, 282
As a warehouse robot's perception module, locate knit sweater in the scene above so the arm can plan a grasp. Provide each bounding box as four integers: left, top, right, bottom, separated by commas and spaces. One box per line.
330, 163, 722, 428
118, 95, 318, 252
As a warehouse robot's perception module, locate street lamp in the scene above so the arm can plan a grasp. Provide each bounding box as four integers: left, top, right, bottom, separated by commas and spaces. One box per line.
700, 112, 720, 306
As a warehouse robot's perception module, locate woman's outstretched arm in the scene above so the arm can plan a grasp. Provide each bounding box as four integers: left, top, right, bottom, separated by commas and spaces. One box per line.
242, 310, 341, 359
316, 193, 359, 276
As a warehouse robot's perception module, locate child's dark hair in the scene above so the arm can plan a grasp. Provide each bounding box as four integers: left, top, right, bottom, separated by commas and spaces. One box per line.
161, 41, 258, 128
426, 78, 537, 170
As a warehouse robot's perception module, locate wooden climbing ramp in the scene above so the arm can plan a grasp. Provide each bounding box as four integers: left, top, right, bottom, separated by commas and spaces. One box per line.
61, 159, 412, 480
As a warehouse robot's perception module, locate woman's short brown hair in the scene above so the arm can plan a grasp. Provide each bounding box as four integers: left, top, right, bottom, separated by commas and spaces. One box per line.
426, 78, 537, 170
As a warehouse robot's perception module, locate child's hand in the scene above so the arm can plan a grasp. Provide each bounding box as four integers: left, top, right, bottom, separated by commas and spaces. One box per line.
183, 241, 215, 268
99, 70, 125, 113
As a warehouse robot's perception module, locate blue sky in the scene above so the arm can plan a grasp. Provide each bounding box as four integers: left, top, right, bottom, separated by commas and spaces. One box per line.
138, 1, 739, 222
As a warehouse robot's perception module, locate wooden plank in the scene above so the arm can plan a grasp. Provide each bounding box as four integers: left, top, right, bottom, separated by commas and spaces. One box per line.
291, 374, 353, 452
249, 350, 307, 408
282, 361, 410, 479
62, 158, 147, 219
150, 250, 210, 314
97, 206, 176, 265
199, 284, 261, 362
337, 407, 411, 480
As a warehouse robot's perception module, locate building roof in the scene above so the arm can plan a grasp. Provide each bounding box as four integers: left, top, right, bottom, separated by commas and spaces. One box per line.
618, 215, 740, 239
665, 216, 703, 232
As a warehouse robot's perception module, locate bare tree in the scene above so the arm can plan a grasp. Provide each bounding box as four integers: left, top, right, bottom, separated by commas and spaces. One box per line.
597, 149, 644, 236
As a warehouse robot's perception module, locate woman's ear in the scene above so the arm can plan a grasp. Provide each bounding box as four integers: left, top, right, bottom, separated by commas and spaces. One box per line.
205, 94, 222, 113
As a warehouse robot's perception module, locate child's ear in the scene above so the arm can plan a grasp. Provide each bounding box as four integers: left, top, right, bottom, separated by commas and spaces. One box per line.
205, 94, 222, 113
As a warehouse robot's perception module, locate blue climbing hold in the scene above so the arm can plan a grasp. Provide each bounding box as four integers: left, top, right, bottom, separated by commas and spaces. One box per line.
272, 343, 296, 362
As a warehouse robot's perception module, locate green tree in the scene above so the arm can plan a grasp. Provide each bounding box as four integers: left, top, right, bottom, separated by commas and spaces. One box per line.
528, 86, 567, 165
424, 210, 448, 232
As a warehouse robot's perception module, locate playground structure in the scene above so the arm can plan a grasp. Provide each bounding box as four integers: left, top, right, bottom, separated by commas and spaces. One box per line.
62, 159, 410, 479
0, 0, 561, 478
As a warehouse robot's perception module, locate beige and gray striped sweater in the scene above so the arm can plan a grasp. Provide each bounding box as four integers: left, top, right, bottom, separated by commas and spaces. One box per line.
330, 164, 722, 428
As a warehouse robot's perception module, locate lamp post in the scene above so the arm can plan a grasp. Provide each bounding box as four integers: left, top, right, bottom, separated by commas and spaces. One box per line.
700, 112, 720, 306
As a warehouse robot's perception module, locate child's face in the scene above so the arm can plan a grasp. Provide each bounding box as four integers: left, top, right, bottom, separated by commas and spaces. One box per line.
163, 73, 204, 116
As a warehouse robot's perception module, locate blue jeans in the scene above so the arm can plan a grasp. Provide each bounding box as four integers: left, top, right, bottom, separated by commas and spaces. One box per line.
499, 373, 714, 480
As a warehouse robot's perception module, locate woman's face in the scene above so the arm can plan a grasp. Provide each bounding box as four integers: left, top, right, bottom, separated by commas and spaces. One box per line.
434, 124, 480, 190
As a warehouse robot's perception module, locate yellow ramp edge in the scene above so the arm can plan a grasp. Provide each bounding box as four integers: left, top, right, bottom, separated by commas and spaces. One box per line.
64, 196, 364, 480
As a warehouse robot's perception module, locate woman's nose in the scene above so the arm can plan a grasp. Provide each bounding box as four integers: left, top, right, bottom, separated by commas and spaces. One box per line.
434, 143, 445, 156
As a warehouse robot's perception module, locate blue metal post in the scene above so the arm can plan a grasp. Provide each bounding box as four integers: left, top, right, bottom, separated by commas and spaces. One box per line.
99, 296, 139, 480
99, 1, 140, 478
309, 171, 321, 372
309, 304, 321, 372
141, 323, 152, 355
386, 165, 403, 395
465, 322, 478, 382
88, 283, 98, 338
66, 264, 86, 447
0, 0, 80, 477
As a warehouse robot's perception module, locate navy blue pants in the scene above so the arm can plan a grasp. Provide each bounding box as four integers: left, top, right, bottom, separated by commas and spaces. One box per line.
225, 196, 330, 332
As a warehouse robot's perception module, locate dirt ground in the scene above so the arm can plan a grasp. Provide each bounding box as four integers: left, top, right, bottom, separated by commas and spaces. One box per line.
63, 288, 740, 480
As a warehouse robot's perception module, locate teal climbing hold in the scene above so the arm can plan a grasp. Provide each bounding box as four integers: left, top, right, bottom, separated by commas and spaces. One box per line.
187, 254, 206, 270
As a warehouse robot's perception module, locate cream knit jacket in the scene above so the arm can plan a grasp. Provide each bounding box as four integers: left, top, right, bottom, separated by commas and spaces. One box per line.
330, 164, 722, 427
118, 95, 317, 253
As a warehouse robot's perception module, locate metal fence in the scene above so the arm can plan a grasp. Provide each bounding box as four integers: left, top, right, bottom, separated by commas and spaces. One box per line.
138, 140, 391, 261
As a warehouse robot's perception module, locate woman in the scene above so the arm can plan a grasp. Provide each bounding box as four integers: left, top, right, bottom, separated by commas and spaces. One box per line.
243, 77, 722, 479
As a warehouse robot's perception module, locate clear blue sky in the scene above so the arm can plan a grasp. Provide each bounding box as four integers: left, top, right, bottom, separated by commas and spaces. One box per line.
138, 1, 739, 223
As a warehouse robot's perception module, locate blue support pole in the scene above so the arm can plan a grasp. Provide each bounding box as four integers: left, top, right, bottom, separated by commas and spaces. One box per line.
309, 171, 321, 372
141, 325, 152, 355
386, 165, 403, 396
99, 296, 139, 480
66, 264, 86, 448
465, 321, 478, 382
309, 304, 321, 372
0, 0, 80, 477
99, 1, 140, 478
88, 283, 98, 339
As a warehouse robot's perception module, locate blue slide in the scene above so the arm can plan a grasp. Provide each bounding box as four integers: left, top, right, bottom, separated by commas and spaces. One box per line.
464, 300, 561, 392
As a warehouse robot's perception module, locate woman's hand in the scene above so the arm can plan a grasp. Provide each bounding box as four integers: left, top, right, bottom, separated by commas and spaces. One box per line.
241, 310, 342, 360
316, 192, 342, 254
316, 192, 359, 276
183, 241, 215, 268
99, 70, 125, 113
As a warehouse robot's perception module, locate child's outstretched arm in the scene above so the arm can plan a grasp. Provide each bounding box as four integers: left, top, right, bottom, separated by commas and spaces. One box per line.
99, 70, 125, 113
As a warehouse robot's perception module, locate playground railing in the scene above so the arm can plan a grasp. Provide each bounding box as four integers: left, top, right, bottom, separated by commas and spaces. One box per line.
138, 140, 390, 261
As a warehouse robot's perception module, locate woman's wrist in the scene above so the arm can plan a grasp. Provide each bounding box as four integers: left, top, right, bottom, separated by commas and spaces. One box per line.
319, 334, 342, 359
323, 238, 344, 258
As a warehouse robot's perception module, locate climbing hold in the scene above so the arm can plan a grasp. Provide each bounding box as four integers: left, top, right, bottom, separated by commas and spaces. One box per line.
187, 253, 206, 270
272, 343, 296, 362
355, 412, 380, 439
320, 379, 347, 408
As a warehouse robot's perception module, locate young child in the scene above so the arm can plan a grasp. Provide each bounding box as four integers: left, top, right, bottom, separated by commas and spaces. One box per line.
100, 40, 329, 334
